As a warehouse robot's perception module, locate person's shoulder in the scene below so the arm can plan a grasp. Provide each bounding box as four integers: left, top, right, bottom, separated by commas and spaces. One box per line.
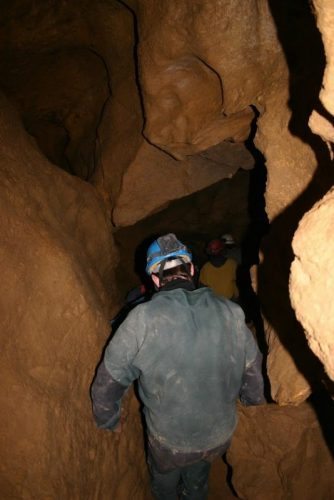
123, 295, 155, 320
202, 290, 243, 320
226, 300, 247, 328
210, 292, 244, 316
226, 257, 237, 267
200, 261, 211, 271
196, 286, 228, 304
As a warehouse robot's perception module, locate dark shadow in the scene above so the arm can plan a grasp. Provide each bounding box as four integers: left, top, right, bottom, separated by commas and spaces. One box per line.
222, 454, 239, 498
133, 234, 160, 293
117, 0, 147, 127
308, 384, 334, 454
260, 0, 334, 455
237, 109, 271, 400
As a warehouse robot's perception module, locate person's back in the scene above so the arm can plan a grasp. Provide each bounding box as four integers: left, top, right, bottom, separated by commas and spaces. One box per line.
107, 286, 260, 452
91, 233, 264, 499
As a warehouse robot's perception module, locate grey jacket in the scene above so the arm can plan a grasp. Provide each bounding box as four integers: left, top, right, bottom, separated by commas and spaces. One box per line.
91, 286, 264, 454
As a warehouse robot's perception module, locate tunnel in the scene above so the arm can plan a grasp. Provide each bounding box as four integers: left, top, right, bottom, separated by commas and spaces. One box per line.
1, 1, 334, 499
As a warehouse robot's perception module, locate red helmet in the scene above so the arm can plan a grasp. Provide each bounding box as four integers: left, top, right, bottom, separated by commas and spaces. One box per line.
206, 239, 225, 256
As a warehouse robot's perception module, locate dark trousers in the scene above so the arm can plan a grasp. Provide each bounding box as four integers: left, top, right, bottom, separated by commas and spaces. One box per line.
148, 453, 211, 500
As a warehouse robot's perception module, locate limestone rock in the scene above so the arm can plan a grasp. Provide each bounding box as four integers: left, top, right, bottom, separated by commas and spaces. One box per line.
128, 0, 326, 405
228, 403, 334, 499
256, 89, 319, 405
0, 95, 149, 499
113, 139, 253, 226
290, 188, 334, 380
309, 110, 334, 147
253, 0, 334, 401
131, 0, 281, 158
265, 321, 312, 405
0, 2, 112, 179
0, 0, 141, 199
1, 49, 110, 178
313, 0, 334, 116
1, 1, 334, 497
308, 1, 334, 158
288, 0, 334, 382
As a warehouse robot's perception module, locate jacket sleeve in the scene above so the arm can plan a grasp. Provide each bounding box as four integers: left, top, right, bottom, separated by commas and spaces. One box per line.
90, 361, 128, 430
91, 309, 142, 430
239, 325, 266, 406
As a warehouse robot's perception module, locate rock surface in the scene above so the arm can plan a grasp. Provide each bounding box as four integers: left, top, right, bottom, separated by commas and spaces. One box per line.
289, 0, 334, 383
313, 0, 334, 116
228, 402, 334, 500
131, 0, 279, 158
291, 188, 334, 381
0, 95, 150, 499
255, 2, 334, 403
0, 0, 334, 498
128, 0, 333, 406
113, 140, 253, 226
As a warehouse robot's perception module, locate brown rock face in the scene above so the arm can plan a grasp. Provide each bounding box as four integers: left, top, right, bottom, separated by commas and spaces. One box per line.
0, 48, 110, 179
255, 1, 334, 404
291, 189, 334, 381
0, 0, 334, 498
311, 0, 334, 124
0, 95, 150, 498
130, 0, 280, 159
228, 403, 334, 500
113, 140, 253, 226
289, 0, 334, 383
128, 0, 333, 405
0, 1, 115, 180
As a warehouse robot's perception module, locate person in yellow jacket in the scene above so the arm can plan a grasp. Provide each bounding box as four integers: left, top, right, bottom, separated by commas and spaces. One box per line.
199, 238, 239, 300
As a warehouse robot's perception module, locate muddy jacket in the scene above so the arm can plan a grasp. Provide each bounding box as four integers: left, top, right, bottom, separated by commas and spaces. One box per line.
91, 286, 264, 455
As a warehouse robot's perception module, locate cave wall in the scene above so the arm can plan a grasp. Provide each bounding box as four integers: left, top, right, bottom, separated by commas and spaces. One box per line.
125, 0, 333, 404
255, 0, 334, 403
0, 0, 144, 197
252, 1, 334, 404
228, 402, 334, 500
0, 1, 112, 179
291, 189, 334, 382
130, 0, 274, 158
0, 0, 333, 499
290, 0, 334, 382
114, 169, 251, 298
0, 96, 150, 498
0, 0, 253, 227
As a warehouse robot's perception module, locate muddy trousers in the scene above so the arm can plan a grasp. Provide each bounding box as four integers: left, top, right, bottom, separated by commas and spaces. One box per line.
148, 455, 211, 500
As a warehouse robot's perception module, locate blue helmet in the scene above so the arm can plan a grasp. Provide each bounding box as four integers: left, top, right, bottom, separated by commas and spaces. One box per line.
146, 233, 192, 275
